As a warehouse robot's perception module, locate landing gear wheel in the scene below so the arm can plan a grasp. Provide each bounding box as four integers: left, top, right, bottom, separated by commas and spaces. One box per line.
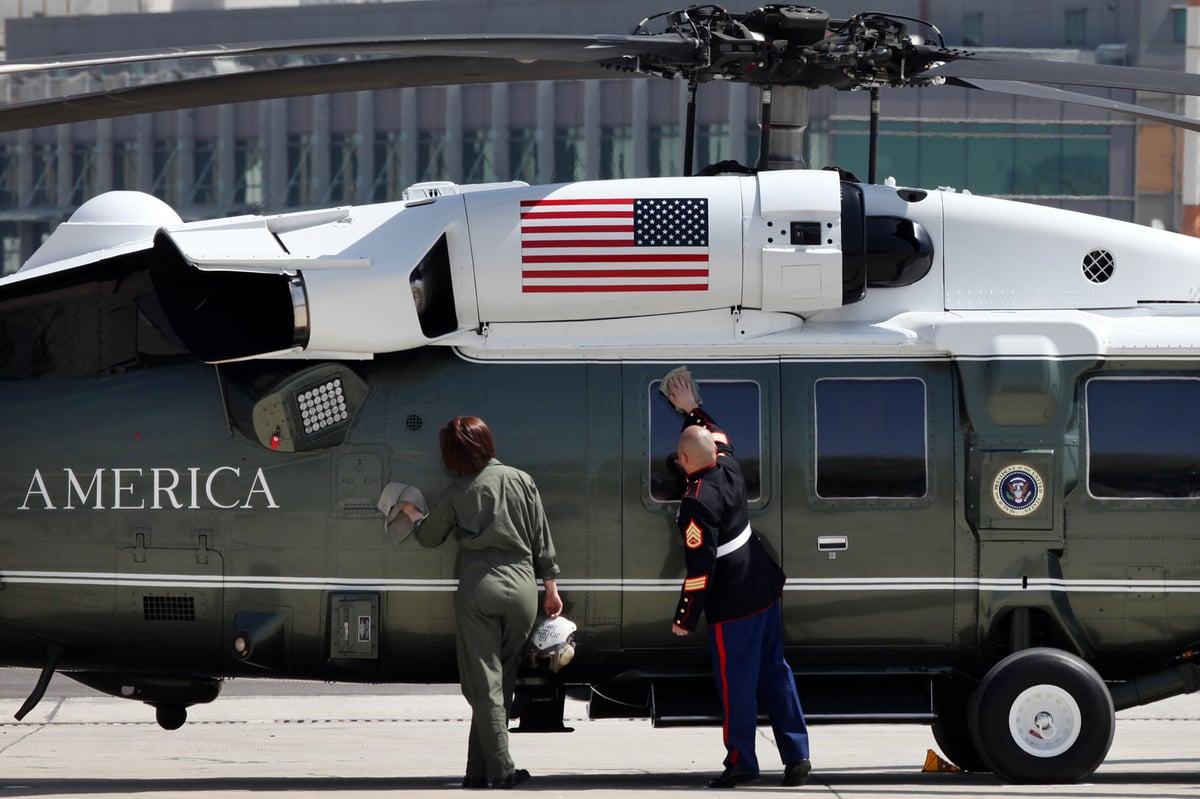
931, 699, 990, 772
154, 704, 188, 730
969, 647, 1113, 783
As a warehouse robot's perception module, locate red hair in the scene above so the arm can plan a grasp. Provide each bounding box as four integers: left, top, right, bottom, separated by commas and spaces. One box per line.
438, 416, 496, 476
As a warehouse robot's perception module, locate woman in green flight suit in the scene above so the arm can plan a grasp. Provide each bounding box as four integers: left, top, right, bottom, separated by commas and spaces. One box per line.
401, 415, 563, 789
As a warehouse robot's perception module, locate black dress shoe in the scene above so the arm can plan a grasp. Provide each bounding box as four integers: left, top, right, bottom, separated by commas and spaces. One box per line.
708, 766, 759, 788
781, 759, 812, 786
462, 775, 488, 789
490, 768, 530, 789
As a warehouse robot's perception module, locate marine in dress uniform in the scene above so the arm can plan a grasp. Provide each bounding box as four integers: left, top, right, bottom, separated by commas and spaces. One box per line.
666, 373, 811, 789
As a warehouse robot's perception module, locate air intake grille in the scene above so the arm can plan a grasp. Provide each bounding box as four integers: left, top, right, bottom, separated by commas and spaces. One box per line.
1083, 249, 1114, 283
143, 595, 196, 622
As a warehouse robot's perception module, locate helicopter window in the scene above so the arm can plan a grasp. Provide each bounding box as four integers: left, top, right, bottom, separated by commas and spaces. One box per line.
815, 378, 927, 499
1086, 378, 1200, 499
648, 380, 761, 503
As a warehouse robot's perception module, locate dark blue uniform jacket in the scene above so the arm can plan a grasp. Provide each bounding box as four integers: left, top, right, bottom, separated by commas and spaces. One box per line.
673, 408, 787, 632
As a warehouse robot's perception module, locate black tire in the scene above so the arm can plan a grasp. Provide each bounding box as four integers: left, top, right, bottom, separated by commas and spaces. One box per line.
932, 699, 990, 773
969, 647, 1114, 783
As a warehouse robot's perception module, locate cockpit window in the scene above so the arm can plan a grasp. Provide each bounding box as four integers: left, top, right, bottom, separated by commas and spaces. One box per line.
648, 380, 762, 502
815, 378, 927, 498
1087, 377, 1200, 499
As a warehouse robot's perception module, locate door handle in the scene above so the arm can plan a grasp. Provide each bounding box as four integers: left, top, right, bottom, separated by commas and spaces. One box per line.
817, 535, 848, 552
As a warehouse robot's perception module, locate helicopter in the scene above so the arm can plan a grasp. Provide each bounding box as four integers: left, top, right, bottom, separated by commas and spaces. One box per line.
5, 2, 1200, 785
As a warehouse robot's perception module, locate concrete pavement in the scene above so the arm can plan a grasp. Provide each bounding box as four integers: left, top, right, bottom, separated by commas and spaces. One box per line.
1, 681, 1199, 797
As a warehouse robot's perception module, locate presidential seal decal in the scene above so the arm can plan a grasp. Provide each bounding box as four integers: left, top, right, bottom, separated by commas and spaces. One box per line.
992, 464, 1045, 517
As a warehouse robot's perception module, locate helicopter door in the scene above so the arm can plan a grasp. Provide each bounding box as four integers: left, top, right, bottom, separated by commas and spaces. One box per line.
620, 362, 781, 650
778, 361, 958, 647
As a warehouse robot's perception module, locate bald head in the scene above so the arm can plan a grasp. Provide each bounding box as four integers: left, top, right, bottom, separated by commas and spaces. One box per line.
677, 425, 718, 474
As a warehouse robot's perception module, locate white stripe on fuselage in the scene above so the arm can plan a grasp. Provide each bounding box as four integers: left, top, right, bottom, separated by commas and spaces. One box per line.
0, 571, 1187, 593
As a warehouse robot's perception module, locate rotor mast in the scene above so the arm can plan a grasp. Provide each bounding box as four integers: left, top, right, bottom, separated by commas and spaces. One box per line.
758, 85, 810, 172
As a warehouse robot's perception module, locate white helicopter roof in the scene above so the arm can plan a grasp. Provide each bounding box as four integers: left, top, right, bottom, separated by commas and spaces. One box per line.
7, 169, 1200, 361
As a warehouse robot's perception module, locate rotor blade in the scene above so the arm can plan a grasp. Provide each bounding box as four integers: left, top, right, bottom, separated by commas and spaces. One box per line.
947, 76, 1200, 134
0, 33, 696, 77
0, 35, 695, 132
929, 56, 1200, 97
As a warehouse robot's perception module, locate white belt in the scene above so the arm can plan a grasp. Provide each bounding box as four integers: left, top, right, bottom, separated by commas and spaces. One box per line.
716, 524, 752, 558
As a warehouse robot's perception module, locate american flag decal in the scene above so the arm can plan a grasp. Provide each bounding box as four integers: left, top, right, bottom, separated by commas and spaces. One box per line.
519, 197, 709, 293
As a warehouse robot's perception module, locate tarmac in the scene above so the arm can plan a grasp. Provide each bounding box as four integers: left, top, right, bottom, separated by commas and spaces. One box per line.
1, 674, 1200, 798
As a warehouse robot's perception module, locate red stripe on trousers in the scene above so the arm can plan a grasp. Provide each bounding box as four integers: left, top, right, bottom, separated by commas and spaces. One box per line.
714, 622, 736, 765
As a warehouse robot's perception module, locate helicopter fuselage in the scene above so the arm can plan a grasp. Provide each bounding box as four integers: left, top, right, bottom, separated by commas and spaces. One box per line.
4, 169, 1200, 778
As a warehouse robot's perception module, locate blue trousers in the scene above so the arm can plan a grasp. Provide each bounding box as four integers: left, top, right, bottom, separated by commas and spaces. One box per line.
707, 600, 810, 773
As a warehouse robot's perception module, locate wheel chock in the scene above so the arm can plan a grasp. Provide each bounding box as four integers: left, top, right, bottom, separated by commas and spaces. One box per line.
922, 749, 961, 773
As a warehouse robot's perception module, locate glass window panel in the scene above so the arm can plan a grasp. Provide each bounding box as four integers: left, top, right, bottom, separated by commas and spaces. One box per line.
815, 378, 927, 498
600, 125, 632, 179
372, 132, 403, 203
417, 130, 447, 182
508, 128, 538, 183
745, 121, 761, 169
553, 126, 585, 183
151, 140, 180, 207
1060, 137, 1108, 195
649, 124, 682, 177
1065, 9, 1087, 46
234, 137, 264, 209
286, 134, 315, 208
696, 123, 731, 171
1175, 8, 1188, 44
964, 135, 1014, 194
1, 224, 20, 277
329, 132, 358, 205
112, 141, 137, 191
917, 133, 966, 189
0, 146, 16, 209
830, 132, 868, 182
31, 142, 57, 207
829, 122, 1109, 197
875, 136, 919, 187
189, 139, 216, 207
806, 118, 831, 171
1013, 137, 1064, 195
462, 129, 495, 184
649, 381, 762, 503
70, 143, 98, 207
1087, 378, 1200, 498
962, 13, 983, 46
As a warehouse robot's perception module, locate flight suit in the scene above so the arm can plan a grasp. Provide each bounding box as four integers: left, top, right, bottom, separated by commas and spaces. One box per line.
415, 458, 560, 782
673, 408, 810, 776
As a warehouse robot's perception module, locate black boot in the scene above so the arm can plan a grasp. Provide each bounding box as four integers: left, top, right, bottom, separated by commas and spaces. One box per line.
490, 769, 531, 789
781, 759, 812, 787
708, 766, 759, 788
